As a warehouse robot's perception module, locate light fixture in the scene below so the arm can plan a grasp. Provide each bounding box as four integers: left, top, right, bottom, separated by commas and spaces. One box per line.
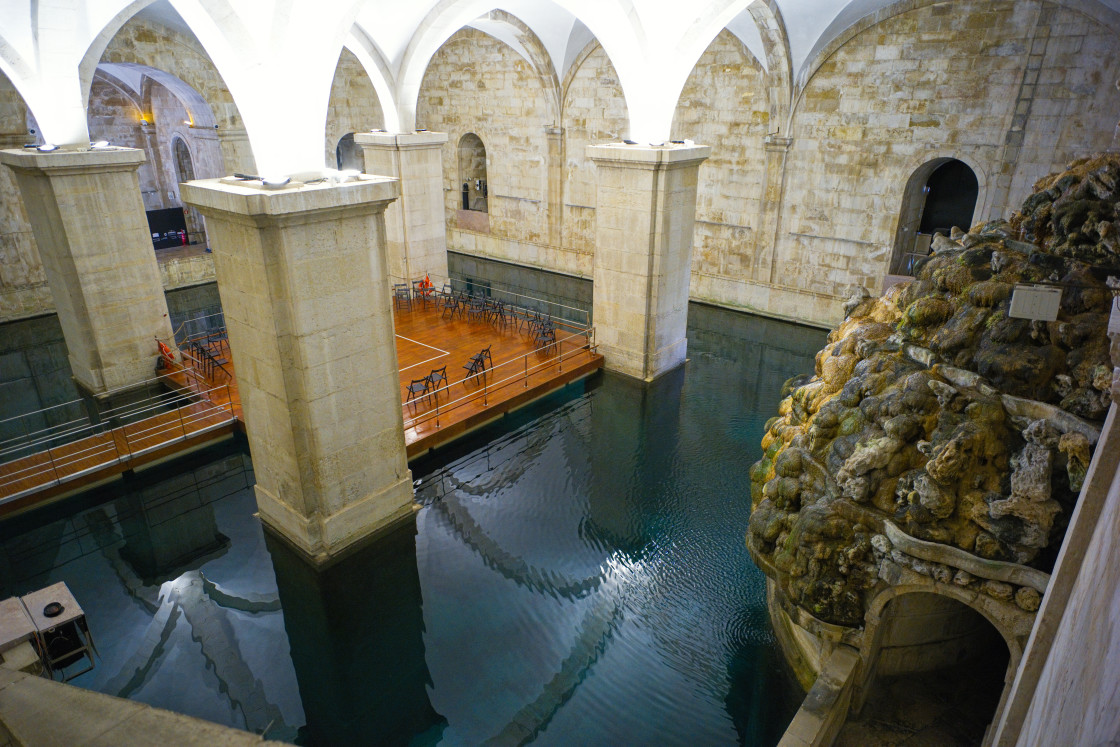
339, 169, 361, 180
36, 143, 58, 152
623, 139, 637, 145
91, 140, 110, 149
262, 176, 291, 188
183, 120, 192, 126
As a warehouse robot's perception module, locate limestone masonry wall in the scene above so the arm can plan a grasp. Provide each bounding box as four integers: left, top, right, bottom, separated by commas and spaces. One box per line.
325, 48, 385, 167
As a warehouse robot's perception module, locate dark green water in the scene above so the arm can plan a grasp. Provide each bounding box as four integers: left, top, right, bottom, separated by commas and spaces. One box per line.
0, 303, 825, 745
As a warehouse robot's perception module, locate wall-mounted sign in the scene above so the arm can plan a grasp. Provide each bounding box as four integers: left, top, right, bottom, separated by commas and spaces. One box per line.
1009, 284, 1062, 322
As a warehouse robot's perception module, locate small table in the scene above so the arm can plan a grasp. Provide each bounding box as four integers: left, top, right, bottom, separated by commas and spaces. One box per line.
0, 597, 36, 655
20, 582, 97, 681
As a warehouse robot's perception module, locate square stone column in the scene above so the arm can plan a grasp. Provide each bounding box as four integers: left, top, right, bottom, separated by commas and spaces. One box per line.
588, 143, 710, 381
353, 132, 449, 283
0, 147, 175, 394
181, 175, 413, 564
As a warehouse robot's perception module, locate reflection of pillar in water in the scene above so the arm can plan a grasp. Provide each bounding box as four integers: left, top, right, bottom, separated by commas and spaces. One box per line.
266, 523, 444, 744
585, 368, 686, 556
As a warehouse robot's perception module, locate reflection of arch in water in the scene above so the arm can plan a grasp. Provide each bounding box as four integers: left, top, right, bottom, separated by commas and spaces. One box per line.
891, 157, 981, 275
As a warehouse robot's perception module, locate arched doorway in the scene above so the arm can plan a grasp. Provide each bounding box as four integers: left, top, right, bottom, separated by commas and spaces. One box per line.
335, 133, 363, 171
847, 591, 1012, 746
891, 159, 979, 275
173, 137, 196, 183
172, 136, 205, 246
458, 133, 488, 213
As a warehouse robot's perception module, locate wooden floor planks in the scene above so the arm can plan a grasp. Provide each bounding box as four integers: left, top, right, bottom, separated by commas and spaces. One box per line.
0, 294, 602, 508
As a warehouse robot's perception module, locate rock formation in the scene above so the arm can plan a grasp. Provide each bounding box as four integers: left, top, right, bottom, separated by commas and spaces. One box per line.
749, 155, 1120, 626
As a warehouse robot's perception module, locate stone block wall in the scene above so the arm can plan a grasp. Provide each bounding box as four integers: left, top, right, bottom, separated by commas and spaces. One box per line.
776, 0, 1120, 324
670, 31, 769, 314
0, 76, 48, 321
412, 3, 1119, 330
325, 48, 385, 168
417, 28, 553, 269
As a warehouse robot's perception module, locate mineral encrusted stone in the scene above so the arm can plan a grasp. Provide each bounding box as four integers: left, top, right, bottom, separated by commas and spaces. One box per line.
749, 155, 1120, 626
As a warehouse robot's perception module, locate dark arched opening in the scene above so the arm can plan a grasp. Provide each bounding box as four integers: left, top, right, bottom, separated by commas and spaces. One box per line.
458, 133, 488, 213
891, 159, 979, 275
845, 592, 1011, 745
336, 133, 363, 171
173, 136, 196, 183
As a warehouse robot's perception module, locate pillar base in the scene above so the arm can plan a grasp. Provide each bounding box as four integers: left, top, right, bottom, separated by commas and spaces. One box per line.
256, 480, 418, 566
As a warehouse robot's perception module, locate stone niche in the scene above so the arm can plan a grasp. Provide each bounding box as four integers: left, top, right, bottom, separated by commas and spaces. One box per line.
747, 154, 1120, 688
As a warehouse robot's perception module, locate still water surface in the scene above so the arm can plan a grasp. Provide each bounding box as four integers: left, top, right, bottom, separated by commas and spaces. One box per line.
0, 304, 825, 745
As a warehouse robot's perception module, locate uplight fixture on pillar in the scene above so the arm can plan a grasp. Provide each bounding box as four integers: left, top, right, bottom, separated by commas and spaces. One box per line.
36, 144, 58, 152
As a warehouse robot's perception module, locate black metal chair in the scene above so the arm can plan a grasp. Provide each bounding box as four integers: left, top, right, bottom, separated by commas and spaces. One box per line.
405, 377, 430, 405
393, 283, 412, 311
534, 322, 557, 354
428, 366, 448, 400
467, 296, 487, 323
463, 345, 492, 384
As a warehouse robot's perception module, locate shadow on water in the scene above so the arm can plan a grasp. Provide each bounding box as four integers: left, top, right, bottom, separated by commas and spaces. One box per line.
264, 524, 446, 746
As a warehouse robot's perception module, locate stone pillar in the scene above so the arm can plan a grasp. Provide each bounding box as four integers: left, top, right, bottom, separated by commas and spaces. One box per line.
755, 135, 792, 285
0, 147, 175, 395
353, 132, 449, 283
180, 174, 413, 564
546, 126, 564, 248
587, 143, 710, 381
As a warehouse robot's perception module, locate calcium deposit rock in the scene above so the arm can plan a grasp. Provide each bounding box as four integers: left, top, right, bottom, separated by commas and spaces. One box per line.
749, 155, 1120, 626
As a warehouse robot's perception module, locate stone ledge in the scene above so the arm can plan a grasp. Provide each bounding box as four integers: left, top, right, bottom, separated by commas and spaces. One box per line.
0, 147, 145, 173
181, 175, 399, 218
586, 142, 711, 169
0, 668, 285, 746
353, 131, 449, 149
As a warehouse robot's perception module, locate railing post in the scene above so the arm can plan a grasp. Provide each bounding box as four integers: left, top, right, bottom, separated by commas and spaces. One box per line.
177, 403, 188, 440
44, 445, 61, 486
559, 337, 564, 372
524, 354, 528, 388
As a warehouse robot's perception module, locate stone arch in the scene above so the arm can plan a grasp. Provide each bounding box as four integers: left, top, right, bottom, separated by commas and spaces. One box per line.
855, 584, 1030, 742
325, 47, 384, 166
96, 15, 254, 173
397, 0, 644, 137
795, 0, 1120, 106
890, 157, 981, 275
335, 133, 363, 171
173, 136, 196, 183
458, 133, 489, 213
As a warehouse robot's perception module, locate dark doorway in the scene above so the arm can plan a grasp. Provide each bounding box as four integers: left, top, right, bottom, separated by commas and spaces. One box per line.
919, 160, 979, 237
891, 158, 979, 275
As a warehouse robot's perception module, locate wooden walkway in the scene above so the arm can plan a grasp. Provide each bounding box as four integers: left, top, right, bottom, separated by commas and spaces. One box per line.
0, 294, 601, 512
393, 298, 602, 457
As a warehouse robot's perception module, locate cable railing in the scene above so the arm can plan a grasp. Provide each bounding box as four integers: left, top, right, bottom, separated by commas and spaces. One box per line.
171, 309, 226, 347
401, 326, 596, 432
0, 382, 236, 503
389, 272, 591, 329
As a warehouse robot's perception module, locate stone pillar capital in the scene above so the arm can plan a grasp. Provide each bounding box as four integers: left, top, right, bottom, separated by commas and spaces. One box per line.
0, 146, 146, 176
181, 175, 400, 227
586, 142, 711, 171
352, 131, 448, 150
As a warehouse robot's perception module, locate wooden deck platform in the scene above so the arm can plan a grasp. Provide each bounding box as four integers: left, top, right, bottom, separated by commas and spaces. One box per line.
393, 299, 602, 458
0, 294, 602, 512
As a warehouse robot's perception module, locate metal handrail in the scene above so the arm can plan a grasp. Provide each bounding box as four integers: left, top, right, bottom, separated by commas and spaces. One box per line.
0, 383, 235, 498
401, 326, 595, 431
389, 271, 590, 327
